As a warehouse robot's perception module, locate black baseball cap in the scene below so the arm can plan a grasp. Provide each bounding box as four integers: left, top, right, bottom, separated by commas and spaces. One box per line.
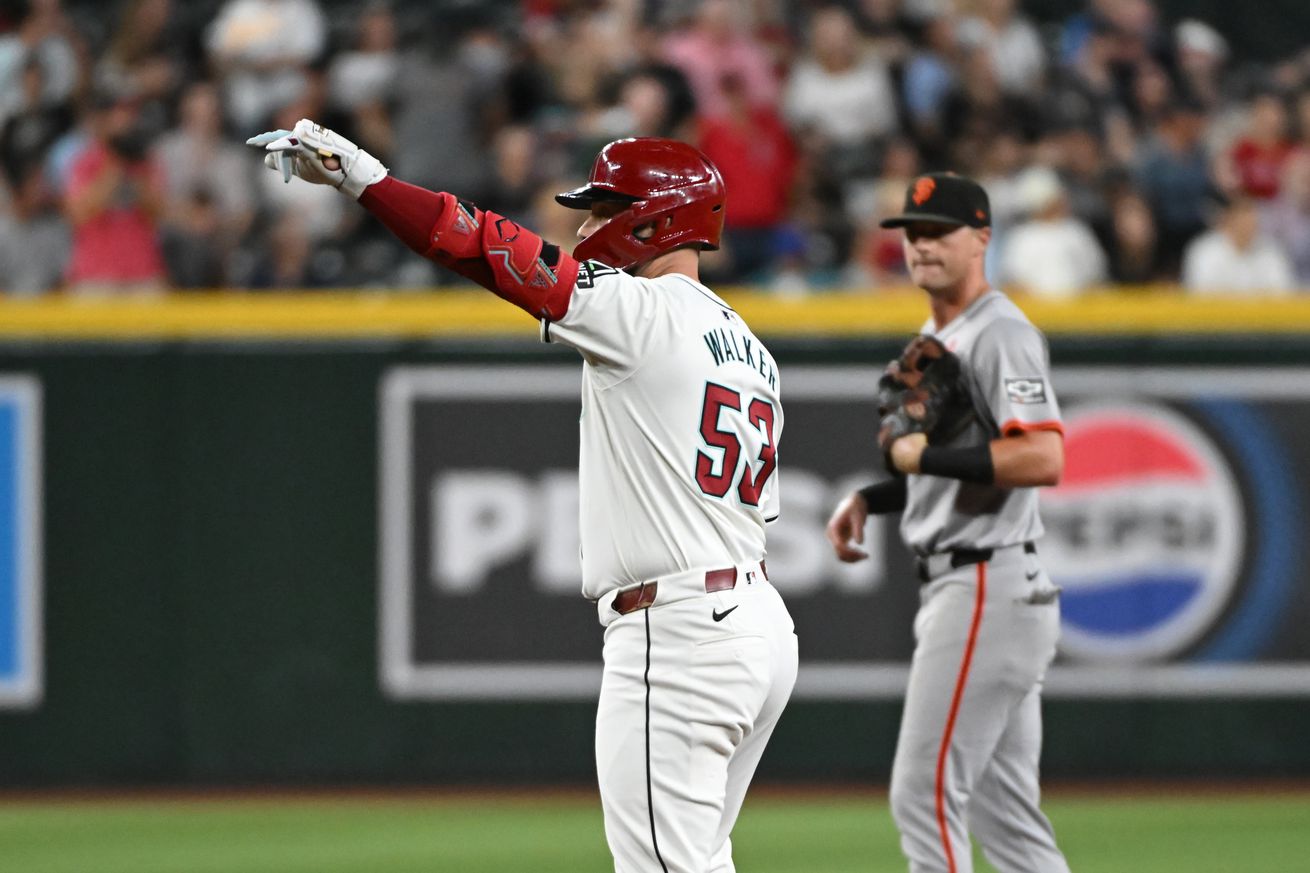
880, 172, 991, 229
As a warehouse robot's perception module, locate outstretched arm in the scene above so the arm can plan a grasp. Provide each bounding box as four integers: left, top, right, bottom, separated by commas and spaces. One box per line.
247, 119, 580, 320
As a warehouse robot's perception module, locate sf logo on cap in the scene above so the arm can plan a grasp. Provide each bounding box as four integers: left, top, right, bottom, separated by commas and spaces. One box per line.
912, 177, 936, 205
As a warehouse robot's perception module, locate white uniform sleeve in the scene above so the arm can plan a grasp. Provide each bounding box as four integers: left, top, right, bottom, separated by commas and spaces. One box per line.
540, 261, 680, 378
971, 318, 1063, 436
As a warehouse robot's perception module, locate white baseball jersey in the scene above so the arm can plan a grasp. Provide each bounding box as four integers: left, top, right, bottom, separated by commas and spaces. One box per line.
541, 260, 782, 600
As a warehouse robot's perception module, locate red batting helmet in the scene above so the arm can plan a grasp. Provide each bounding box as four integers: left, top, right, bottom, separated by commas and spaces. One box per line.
555, 137, 726, 269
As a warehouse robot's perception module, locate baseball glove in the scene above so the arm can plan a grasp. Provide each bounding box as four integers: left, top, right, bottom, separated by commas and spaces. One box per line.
876, 334, 975, 452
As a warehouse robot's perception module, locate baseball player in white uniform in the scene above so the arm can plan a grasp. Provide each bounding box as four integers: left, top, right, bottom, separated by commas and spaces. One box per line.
826, 174, 1071, 873
248, 121, 798, 873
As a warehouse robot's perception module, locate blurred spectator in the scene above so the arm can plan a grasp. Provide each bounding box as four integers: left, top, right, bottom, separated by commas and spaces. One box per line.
977, 131, 1029, 228
1263, 151, 1310, 284
662, 0, 778, 118
1127, 60, 1174, 131
390, 22, 507, 199
1182, 193, 1294, 294
781, 147, 851, 281
999, 165, 1107, 297
0, 0, 79, 128
484, 124, 540, 220
848, 137, 921, 285
938, 45, 1039, 171
1105, 189, 1161, 283
1223, 91, 1293, 201
244, 210, 332, 289
699, 73, 796, 281
542, 3, 640, 113
852, 0, 913, 65
160, 187, 224, 288
1055, 14, 1118, 116
326, 1, 396, 160
1046, 16, 1137, 164
41, 102, 91, 193
956, 0, 1045, 97
61, 91, 166, 294
588, 66, 694, 144
1096, 0, 1165, 63
157, 80, 254, 247
1036, 124, 1112, 236
205, 0, 327, 130
782, 6, 898, 155
1292, 88, 1310, 155
1135, 100, 1214, 274
1174, 18, 1228, 110
976, 130, 1028, 279
95, 0, 184, 121
0, 54, 73, 181
901, 5, 959, 154
0, 159, 68, 294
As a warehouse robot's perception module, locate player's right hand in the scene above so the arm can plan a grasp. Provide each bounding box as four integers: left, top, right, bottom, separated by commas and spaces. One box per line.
825, 491, 870, 563
245, 118, 388, 200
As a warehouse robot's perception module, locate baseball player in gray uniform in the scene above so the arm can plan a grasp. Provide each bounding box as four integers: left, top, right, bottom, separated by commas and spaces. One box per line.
247, 121, 798, 873
826, 173, 1071, 873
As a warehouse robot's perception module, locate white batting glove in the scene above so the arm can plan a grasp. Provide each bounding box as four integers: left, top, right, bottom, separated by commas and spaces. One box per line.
245, 118, 388, 200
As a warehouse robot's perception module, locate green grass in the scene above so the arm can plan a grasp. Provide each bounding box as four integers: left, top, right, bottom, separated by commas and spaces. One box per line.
0, 790, 1306, 872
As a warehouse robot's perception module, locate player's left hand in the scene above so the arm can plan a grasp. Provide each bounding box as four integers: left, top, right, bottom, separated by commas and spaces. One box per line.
245, 118, 388, 200
889, 432, 928, 474
826, 490, 871, 563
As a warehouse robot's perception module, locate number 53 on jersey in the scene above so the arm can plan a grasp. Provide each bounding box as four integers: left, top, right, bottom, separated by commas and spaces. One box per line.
696, 381, 778, 508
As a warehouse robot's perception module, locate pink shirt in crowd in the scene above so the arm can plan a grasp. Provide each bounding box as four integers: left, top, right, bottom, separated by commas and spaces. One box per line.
662, 30, 779, 118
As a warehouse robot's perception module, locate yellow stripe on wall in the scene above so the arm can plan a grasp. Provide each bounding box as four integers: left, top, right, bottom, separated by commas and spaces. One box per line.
1, 288, 1309, 340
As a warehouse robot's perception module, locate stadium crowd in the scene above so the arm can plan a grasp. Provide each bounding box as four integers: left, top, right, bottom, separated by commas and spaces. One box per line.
1, 0, 1309, 296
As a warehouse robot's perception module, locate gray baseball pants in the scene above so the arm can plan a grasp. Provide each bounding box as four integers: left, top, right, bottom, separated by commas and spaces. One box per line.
889, 543, 1071, 873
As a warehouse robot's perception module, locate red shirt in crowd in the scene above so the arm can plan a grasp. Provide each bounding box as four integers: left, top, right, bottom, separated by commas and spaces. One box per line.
1230, 138, 1293, 200
697, 108, 796, 229
65, 142, 166, 285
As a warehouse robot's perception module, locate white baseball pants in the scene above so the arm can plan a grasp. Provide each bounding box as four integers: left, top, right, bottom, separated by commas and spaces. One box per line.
595, 577, 798, 873
890, 544, 1071, 873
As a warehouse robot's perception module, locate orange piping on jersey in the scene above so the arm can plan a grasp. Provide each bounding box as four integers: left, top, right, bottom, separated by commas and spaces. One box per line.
934, 561, 987, 873
1000, 419, 1065, 437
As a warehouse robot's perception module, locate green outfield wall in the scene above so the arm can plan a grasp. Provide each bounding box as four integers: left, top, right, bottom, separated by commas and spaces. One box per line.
0, 292, 1308, 786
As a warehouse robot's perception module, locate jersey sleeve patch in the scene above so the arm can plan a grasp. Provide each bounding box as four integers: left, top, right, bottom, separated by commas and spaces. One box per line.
575, 260, 621, 289
1004, 377, 1048, 404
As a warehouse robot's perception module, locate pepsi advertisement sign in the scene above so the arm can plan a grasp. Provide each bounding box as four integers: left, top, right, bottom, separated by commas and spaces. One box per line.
381, 366, 1310, 701
1042, 402, 1246, 661
1032, 368, 1310, 696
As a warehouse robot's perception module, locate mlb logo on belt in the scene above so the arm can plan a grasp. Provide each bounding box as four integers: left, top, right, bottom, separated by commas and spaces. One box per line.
0, 377, 41, 709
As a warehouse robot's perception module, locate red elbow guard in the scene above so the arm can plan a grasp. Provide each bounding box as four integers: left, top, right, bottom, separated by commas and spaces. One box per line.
425, 192, 579, 321
359, 177, 578, 321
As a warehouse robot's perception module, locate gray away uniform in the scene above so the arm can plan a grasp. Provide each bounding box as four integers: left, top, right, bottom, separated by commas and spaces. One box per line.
889, 289, 1071, 873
